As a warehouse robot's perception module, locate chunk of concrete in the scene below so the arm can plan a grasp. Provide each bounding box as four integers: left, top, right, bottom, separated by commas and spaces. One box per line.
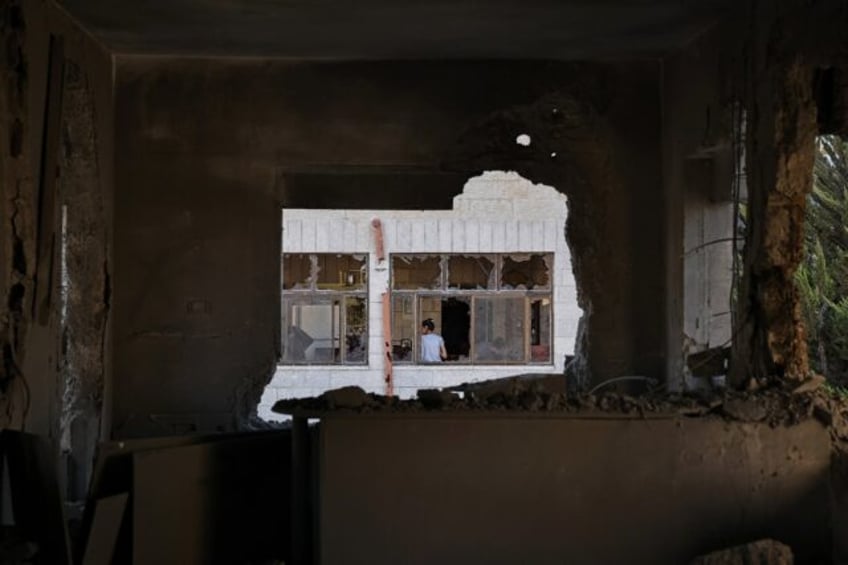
791, 374, 825, 395
722, 397, 768, 422
322, 386, 368, 410
417, 389, 459, 409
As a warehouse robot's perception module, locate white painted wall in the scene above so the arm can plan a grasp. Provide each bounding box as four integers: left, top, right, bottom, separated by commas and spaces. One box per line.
260, 171, 581, 421
683, 196, 734, 389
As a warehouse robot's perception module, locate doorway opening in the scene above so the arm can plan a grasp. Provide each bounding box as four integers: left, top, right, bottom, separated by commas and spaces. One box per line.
440, 298, 470, 361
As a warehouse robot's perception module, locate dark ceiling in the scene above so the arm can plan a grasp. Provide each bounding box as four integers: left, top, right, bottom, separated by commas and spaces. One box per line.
58, 0, 732, 59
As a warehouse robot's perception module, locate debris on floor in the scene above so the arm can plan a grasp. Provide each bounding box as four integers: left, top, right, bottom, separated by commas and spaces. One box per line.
0, 527, 38, 565
271, 374, 848, 461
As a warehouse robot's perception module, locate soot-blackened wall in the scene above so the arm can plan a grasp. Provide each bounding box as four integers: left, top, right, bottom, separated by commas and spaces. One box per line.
112, 59, 663, 437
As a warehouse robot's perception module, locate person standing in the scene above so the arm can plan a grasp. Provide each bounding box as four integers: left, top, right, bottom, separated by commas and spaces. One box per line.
420, 318, 447, 362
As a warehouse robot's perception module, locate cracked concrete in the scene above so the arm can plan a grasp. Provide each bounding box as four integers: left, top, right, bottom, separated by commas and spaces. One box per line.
0, 0, 35, 431
56, 58, 109, 498
730, 14, 823, 387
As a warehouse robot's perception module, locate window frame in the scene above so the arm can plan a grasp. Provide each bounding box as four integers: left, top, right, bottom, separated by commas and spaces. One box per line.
280, 253, 369, 366
390, 253, 554, 366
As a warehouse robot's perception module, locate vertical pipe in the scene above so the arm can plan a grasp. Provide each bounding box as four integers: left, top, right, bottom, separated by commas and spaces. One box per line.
382, 293, 393, 397
371, 218, 393, 396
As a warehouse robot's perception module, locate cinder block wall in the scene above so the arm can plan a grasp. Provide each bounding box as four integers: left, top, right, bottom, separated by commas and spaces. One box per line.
262, 172, 580, 419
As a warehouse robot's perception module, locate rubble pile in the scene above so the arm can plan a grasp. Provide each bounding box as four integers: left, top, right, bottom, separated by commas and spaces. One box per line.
272, 374, 848, 447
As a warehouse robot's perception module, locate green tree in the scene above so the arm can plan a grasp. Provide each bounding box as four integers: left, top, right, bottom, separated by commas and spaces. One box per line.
797, 135, 848, 385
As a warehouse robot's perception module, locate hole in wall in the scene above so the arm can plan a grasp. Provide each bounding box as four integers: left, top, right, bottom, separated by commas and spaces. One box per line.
11, 237, 26, 274
7, 283, 24, 312
263, 171, 583, 420
797, 134, 848, 387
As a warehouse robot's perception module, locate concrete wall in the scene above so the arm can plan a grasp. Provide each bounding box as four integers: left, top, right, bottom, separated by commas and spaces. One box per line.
316, 416, 831, 564
1, 1, 115, 455
683, 197, 734, 355
662, 0, 848, 388
111, 58, 663, 437
262, 172, 579, 417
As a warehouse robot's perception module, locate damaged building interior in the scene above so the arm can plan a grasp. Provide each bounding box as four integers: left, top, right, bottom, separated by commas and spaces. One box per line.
1, 0, 848, 563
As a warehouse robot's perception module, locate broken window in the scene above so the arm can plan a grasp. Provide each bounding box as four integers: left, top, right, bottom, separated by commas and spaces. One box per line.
391, 253, 552, 364
391, 255, 442, 289
501, 254, 551, 289
282, 254, 314, 290
447, 255, 496, 290
281, 253, 368, 364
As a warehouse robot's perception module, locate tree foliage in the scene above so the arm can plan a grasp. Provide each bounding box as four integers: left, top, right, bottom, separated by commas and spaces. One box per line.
797, 135, 848, 385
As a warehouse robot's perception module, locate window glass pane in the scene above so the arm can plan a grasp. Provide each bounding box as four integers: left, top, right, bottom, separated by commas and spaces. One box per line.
392, 255, 442, 290
282, 296, 340, 363
473, 296, 526, 362
344, 296, 368, 363
447, 255, 496, 290
282, 254, 313, 289
530, 298, 552, 363
315, 254, 367, 290
501, 253, 552, 290
391, 295, 415, 362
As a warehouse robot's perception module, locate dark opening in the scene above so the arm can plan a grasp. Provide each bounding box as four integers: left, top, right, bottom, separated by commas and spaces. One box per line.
441, 298, 470, 360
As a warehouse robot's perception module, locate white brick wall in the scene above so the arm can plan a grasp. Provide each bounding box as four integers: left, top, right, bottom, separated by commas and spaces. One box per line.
263, 171, 581, 420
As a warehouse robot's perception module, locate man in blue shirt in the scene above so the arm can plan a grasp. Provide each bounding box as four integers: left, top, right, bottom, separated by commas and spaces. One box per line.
420, 318, 447, 362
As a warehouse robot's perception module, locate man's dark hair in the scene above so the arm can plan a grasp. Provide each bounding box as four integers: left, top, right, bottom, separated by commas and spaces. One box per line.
422, 318, 435, 331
